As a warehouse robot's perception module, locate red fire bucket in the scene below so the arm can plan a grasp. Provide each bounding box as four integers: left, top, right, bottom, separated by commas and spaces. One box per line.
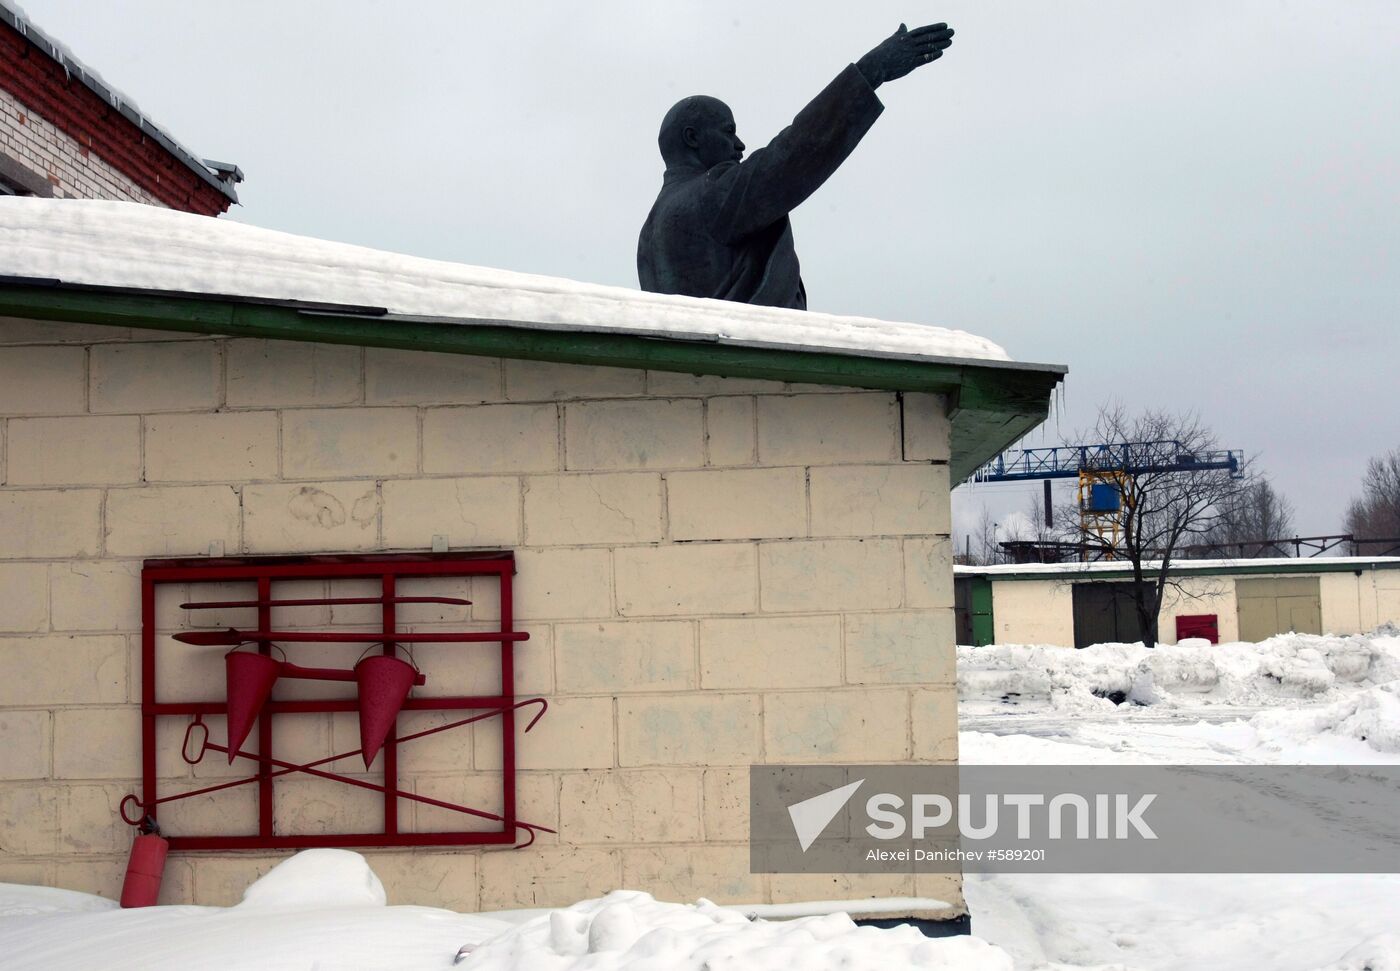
355, 654, 417, 768
224, 651, 281, 763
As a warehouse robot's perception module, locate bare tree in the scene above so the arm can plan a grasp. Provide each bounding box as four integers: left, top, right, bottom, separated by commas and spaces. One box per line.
1061, 405, 1250, 647
1194, 478, 1296, 556
968, 507, 1002, 565
1345, 448, 1400, 550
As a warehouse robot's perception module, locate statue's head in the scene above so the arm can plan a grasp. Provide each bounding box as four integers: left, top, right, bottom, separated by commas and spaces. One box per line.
658, 96, 745, 169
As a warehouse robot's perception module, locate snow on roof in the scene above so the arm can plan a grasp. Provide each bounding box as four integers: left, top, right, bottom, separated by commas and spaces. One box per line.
0, 198, 1020, 366
956, 556, 1400, 577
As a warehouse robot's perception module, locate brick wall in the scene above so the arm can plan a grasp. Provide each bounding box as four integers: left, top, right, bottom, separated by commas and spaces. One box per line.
0, 317, 961, 916
0, 22, 231, 213
0, 86, 160, 204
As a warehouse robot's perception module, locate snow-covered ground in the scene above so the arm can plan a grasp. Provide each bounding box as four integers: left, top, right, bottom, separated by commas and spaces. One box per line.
960, 630, 1400, 971
2, 631, 1397, 969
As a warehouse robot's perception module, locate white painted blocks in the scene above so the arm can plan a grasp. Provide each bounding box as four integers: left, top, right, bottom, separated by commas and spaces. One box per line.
52, 708, 140, 779
483, 548, 612, 621
0, 490, 103, 557
666, 468, 806, 541
505, 360, 643, 401
764, 688, 911, 762
756, 394, 898, 464
0, 562, 47, 631
621, 844, 761, 903
565, 399, 704, 470
905, 536, 954, 609
555, 620, 695, 693
145, 412, 279, 482
423, 404, 558, 474
0, 635, 126, 705
913, 687, 959, 763
618, 694, 761, 766
758, 539, 903, 612
365, 349, 500, 405
704, 396, 756, 466
0, 345, 85, 415
90, 342, 219, 413
244, 481, 380, 553
381, 477, 520, 549
524, 474, 662, 546
49, 561, 142, 632
844, 611, 957, 685
105, 485, 240, 557
226, 339, 361, 407
0, 328, 964, 913
900, 392, 951, 461
0, 709, 50, 779
615, 544, 756, 616
475, 696, 614, 771
0, 785, 61, 854
645, 371, 782, 395
558, 770, 703, 843
478, 846, 618, 910
282, 408, 417, 479
809, 464, 951, 536
6, 416, 140, 485
699, 615, 841, 690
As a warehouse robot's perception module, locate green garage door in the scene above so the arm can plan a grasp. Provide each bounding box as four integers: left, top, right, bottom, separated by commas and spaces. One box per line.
1235, 577, 1322, 642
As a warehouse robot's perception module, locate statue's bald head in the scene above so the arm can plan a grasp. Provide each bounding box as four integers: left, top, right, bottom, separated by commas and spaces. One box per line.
658, 96, 744, 169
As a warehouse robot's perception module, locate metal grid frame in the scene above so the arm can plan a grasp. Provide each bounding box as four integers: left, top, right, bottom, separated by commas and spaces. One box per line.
134, 551, 533, 851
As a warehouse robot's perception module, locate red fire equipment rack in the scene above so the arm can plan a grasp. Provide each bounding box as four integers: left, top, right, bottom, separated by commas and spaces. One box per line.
121, 551, 554, 851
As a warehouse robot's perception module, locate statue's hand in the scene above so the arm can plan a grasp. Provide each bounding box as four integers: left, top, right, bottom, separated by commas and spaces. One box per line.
856, 22, 954, 88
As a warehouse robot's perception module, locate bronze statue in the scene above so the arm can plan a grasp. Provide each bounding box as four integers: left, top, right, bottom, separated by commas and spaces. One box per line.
637, 22, 955, 309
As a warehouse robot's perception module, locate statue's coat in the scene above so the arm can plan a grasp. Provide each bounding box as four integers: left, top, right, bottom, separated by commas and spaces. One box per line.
638, 64, 884, 309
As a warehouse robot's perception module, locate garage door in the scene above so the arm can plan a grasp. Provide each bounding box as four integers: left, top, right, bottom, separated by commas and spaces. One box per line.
1072, 582, 1146, 649
1235, 576, 1322, 642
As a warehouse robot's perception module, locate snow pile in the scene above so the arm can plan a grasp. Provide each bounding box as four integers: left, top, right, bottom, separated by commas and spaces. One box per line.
959, 631, 1400, 715
0, 884, 116, 918
456, 890, 1013, 971
0, 855, 1015, 971
1245, 681, 1400, 755
1317, 934, 1400, 971
958, 642, 1146, 712
0, 198, 1014, 365
0, 852, 512, 970
237, 847, 386, 908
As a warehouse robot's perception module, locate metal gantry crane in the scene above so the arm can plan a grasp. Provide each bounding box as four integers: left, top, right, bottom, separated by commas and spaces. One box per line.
971, 441, 1245, 557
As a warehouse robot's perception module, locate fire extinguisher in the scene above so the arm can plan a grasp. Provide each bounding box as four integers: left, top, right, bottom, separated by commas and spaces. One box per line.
120, 815, 168, 908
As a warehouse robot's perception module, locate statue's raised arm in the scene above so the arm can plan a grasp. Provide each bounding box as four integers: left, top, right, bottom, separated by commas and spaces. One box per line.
637, 22, 954, 310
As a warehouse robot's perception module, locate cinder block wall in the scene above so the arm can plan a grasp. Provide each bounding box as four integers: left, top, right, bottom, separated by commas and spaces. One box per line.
0, 318, 960, 915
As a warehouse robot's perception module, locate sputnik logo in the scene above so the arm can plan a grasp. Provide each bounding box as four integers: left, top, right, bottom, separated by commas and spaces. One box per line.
787, 779, 864, 852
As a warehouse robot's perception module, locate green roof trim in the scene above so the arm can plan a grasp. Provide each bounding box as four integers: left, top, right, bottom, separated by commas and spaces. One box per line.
960, 559, 1400, 583
0, 283, 1064, 479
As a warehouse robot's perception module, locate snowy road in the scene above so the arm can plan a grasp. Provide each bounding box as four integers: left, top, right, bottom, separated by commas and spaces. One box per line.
959, 632, 1400, 971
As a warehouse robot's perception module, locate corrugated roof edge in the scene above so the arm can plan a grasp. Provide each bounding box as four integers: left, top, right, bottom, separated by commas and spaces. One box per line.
0, 1, 238, 202
0, 280, 1065, 481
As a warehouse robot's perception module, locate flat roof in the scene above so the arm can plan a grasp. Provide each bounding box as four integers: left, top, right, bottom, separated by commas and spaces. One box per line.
0, 3, 238, 203
956, 556, 1400, 582
0, 198, 1067, 480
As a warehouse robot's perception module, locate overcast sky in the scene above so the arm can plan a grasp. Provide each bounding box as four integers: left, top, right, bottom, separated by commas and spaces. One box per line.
21, 0, 1400, 541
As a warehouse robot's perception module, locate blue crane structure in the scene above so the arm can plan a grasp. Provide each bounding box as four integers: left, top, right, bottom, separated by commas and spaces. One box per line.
971, 442, 1245, 484
970, 441, 1245, 557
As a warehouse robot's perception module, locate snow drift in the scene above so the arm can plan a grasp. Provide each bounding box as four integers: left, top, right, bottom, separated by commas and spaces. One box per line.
0, 851, 1014, 971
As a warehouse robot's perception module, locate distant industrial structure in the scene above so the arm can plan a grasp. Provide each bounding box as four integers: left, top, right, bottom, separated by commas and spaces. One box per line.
0, 2, 239, 212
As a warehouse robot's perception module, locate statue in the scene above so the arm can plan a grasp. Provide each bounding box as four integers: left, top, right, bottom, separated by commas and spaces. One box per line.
637, 22, 955, 310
